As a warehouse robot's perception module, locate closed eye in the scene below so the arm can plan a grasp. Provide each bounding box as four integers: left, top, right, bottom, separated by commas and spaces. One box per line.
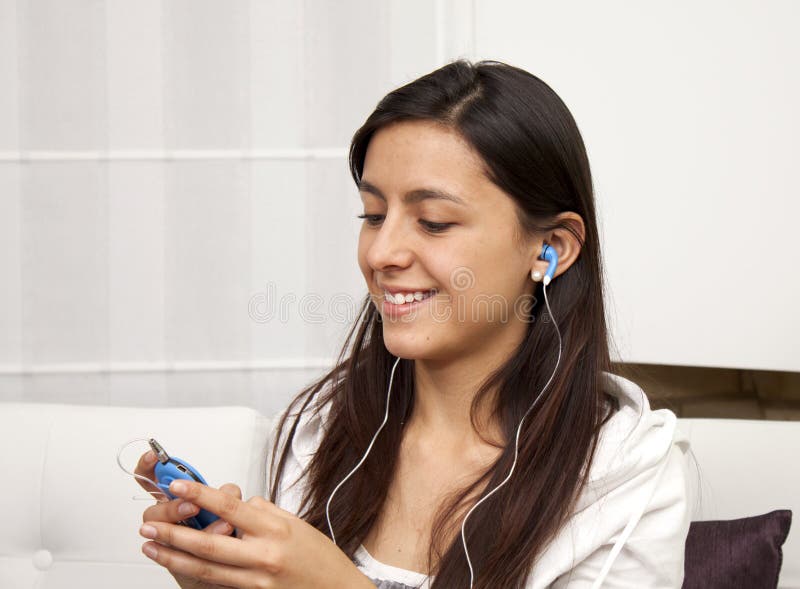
419, 220, 454, 233
357, 214, 383, 227
356, 214, 455, 234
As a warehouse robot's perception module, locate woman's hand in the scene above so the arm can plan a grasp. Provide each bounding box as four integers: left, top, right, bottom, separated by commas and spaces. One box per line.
135, 450, 238, 589
136, 474, 374, 588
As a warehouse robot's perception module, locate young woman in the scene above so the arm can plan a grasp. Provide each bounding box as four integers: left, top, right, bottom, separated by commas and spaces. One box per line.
136, 59, 694, 588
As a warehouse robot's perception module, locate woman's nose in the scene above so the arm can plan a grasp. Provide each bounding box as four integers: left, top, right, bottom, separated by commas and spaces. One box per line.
365, 215, 414, 272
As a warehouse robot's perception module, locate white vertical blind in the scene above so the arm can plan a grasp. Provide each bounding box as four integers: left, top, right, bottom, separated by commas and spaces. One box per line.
0, 0, 441, 413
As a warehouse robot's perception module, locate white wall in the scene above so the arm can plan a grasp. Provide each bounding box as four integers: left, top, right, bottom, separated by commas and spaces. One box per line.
474, 0, 800, 372
0, 1, 796, 413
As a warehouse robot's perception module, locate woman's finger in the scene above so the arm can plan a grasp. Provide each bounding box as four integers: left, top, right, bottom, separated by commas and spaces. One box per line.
143, 497, 200, 525
167, 480, 274, 536
133, 450, 163, 499
218, 482, 242, 500
142, 483, 242, 529
200, 483, 241, 536
141, 540, 256, 588
202, 518, 234, 535
140, 522, 259, 569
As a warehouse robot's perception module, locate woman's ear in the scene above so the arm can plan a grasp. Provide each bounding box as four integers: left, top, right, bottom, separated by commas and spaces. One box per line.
530, 212, 586, 281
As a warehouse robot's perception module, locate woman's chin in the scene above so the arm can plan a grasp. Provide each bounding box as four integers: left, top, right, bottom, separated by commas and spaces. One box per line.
382, 334, 430, 360
383, 333, 457, 364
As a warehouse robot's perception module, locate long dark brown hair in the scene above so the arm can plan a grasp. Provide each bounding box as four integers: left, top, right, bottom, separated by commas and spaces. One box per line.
268, 59, 619, 588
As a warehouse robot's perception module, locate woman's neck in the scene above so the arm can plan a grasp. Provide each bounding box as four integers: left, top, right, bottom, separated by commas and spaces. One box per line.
404, 333, 522, 451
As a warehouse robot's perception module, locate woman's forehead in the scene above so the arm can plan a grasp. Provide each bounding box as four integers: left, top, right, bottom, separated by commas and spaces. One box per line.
363, 122, 496, 207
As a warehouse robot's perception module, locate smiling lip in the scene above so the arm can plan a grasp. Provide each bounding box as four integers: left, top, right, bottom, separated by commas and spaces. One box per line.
381, 290, 436, 318
379, 284, 438, 295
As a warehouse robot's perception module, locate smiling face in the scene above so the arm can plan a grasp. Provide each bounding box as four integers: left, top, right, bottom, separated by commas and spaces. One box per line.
357, 119, 539, 364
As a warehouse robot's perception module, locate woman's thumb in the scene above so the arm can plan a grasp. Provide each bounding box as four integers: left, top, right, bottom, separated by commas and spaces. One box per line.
218, 482, 242, 500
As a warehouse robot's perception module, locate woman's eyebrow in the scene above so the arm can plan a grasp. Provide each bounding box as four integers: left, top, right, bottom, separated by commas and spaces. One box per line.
358, 179, 467, 206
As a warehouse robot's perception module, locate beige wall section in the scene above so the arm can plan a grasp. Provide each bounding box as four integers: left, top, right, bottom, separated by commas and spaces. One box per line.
615, 364, 800, 421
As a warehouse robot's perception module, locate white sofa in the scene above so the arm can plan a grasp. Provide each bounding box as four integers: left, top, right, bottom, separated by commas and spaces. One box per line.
0, 403, 273, 589
0, 404, 797, 588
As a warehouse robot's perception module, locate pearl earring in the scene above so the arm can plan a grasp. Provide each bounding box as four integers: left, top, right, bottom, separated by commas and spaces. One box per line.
531, 269, 543, 282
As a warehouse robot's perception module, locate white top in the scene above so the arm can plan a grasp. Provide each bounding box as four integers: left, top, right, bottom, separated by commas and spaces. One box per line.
266, 371, 696, 588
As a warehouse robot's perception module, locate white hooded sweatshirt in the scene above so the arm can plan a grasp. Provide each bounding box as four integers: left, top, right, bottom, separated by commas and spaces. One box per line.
266, 370, 695, 588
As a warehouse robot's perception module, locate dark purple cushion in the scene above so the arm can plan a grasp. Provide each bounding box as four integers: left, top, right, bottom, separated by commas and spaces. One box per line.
683, 509, 792, 589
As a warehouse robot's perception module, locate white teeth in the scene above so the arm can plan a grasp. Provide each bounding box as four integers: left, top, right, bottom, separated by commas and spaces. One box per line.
384, 290, 435, 305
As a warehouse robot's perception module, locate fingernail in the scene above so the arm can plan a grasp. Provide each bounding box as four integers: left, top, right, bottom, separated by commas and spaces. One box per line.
213, 521, 232, 535
142, 543, 158, 559
139, 524, 157, 539
178, 502, 197, 515
144, 451, 156, 463
170, 481, 187, 494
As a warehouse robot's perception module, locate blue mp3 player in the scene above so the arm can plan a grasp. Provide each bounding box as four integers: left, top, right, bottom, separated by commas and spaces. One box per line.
148, 438, 220, 530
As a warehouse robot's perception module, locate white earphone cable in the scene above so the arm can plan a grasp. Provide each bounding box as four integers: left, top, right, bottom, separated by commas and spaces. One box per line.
326, 355, 403, 546
116, 438, 169, 501
461, 279, 562, 588
326, 278, 561, 588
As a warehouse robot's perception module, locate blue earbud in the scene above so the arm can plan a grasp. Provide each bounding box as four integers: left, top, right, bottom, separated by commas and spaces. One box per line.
540, 243, 558, 286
